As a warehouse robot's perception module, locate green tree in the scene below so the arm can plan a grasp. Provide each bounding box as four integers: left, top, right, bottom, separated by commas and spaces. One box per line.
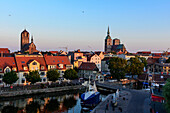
126, 57, 144, 78
47, 69, 60, 82
73, 67, 79, 73
139, 57, 147, 68
163, 79, 170, 113
166, 57, 170, 63
63, 69, 78, 80
108, 57, 127, 81
2, 71, 19, 86
26, 71, 41, 84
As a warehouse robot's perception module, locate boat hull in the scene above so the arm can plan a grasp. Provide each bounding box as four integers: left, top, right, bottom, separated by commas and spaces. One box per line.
81, 92, 100, 107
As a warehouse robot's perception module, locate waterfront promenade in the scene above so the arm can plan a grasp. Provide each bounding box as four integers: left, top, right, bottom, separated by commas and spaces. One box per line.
91, 90, 131, 113
91, 81, 151, 113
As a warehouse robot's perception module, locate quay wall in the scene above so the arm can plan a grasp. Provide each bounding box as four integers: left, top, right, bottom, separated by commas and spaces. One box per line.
0, 85, 85, 98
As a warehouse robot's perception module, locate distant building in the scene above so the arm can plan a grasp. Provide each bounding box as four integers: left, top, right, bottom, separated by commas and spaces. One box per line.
44, 55, 73, 77
20, 29, 38, 54
78, 62, 98, 80
87, 54, 101, 71
104, 26, 127, 54
0, 57, 17, 85
0, 48, 10, 54
15, 54, 47, 84
101, 57, 112, 72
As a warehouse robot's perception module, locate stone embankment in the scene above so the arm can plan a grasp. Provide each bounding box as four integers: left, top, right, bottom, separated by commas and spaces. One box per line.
0, 85, 85, 98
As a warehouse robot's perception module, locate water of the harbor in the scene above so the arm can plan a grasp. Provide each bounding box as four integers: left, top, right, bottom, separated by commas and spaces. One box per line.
0, 90, 108, 113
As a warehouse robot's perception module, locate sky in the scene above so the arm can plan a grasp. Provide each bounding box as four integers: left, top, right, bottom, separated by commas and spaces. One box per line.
0, 0, 170, 52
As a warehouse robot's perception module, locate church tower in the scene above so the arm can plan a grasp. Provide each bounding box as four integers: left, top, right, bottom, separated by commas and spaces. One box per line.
104, 26, 112, 53
21, 29, 29, 51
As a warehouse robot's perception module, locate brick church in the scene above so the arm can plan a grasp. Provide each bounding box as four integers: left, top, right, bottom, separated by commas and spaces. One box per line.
20, 29, 38, 54
104, 27, 127, 54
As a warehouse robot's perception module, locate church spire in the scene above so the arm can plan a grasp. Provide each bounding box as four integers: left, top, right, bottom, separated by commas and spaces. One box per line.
31, 35, 33, 43
107, 26, 110, 35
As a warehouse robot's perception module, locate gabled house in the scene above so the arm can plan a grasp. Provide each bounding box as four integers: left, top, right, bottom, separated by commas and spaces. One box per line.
44, 55, 73, 77
0, 57, 17, 85
87, 54, 101, 71
78, 62, 99, 80
95, 51, 104, 60
15, 54, 47, 84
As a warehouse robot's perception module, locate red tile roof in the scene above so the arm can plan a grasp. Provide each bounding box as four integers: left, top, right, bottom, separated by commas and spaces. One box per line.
78, 62, 98, 71
49, 51, 59, 54
137, 51, 151, 54
0, 48, 10, 54
44, 56, 71, 70
0, 57, 17, 73
15, 56, 47, 72
147, 57, 159, 64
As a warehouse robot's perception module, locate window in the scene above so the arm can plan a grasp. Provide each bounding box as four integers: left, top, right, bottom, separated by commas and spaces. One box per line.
0, 68, 2, 72
33, 62, 37, 65
36, 67, 38, 70
5, 68, 10, 73
53, 60, 55, 62
43, 78, 46, 82
21, 61, 25, 63
0, 74, 3, 78
41, 66, 44, 70
24, 67, 27, 70
22, 78, 25, 83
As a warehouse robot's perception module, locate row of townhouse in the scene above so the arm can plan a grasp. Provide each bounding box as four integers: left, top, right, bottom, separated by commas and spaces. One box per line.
68, 50, 105, 72
0, 54, 73, 85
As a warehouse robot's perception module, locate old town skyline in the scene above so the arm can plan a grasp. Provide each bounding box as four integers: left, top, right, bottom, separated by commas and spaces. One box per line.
0, 0, 170, 52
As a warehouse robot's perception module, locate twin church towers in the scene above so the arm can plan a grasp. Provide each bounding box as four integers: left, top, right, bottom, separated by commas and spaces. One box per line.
104, 26, 127, 53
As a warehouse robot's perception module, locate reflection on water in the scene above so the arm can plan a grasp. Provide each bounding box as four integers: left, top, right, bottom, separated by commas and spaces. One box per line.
0, 91, 107, 113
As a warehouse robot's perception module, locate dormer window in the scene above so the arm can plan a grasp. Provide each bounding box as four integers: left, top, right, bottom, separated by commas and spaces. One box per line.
58, 64, 63, 68
5, 68, 10, 73
24, 67, 27, 70
12, 67, 16, 71
41, 66, 44, 70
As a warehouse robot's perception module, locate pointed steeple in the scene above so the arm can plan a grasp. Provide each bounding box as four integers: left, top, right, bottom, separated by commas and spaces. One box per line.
107, 26, 110, 35
105, 26, 111, 39
31, 35, 33, 43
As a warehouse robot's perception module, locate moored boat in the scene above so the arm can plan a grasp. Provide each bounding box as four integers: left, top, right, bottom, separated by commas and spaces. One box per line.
80, 80, 100, 108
